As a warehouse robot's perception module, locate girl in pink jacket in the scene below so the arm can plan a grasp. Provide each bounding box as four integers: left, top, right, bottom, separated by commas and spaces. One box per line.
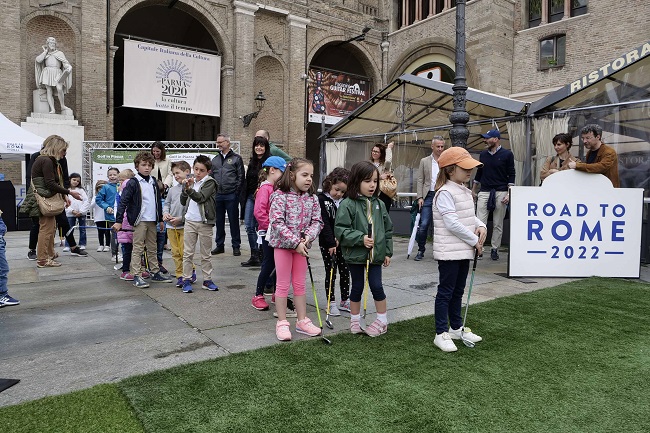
268, 158, 323, 341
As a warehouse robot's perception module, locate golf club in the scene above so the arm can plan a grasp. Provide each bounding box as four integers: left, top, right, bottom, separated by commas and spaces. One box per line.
460, 250, 479, 348
362, 222, 372, 320
307, 258, 332, 345
324, 252, 336, 329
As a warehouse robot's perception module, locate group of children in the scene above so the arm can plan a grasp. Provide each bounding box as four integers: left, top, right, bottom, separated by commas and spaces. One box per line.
75, 146, 486, 352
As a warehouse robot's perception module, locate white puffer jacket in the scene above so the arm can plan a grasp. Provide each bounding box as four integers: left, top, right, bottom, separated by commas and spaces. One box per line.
432, 181, 480, 261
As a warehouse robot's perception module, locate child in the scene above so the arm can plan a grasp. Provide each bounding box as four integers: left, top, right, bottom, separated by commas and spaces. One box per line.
115, 169, 142, 281
268, 157, 323, 341
0, 211, 20, 307
64, 173, 90, 252
318, 167, 351, 316
251, 156, 285, 311
112, 151, 172, 288
93, 180, 109, 252
96, 167, 119, 257
180, 155, 218, 293
334, 161, 393, 337
162, 160, 195, 287
431, 147, 487, 352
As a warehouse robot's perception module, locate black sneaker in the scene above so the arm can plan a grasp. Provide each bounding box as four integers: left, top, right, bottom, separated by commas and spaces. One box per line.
151, 272, 173, 282
414, 251, 425, 261
263, 285, 274, 296
233, 248, 241, 256
211, 246, 224, 255
27, 250, 37, 261
158, 264, 169, 274
491, 248, 499, 261
133, 276, 150, 288
70, 247, 88, 257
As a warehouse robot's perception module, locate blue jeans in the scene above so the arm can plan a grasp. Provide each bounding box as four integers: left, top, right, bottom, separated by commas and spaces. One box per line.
255, 236, 276, 296
65, 216, 87, 247
244, 194, 258, 252
348, 263, 386, 303
156, 226, 165, 264
416, 191, 435, 252
435, 259, 469, 334
215, 192, 241, 249
121, 242, 133, 273
0, 217, 8, 297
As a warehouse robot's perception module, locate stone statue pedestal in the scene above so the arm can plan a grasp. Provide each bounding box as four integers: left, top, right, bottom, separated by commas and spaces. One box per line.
21, 113, 85, 176
32, 89, 74, 116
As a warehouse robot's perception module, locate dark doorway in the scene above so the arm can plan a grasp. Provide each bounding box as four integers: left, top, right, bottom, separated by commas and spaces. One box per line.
113, 5, 220, 141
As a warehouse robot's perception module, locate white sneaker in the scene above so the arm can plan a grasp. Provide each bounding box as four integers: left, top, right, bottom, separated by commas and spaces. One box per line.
97, 246, 104, 252
329, 302, 341, 316
62, 247, 70, 252
79, 245, 86, 250
339, 299, 351, 312
434, 332, 458, 352
449, 327, 483, 343
103, 246, 110, 252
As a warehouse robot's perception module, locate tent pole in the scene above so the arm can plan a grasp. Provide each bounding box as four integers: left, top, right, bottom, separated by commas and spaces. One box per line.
524, 116, 533, 186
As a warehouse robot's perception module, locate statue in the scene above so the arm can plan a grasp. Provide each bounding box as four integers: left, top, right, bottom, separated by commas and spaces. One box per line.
35, 37, 73, 115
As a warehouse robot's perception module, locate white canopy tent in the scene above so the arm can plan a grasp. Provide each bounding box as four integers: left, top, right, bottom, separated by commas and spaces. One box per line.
0, 112, 44, 160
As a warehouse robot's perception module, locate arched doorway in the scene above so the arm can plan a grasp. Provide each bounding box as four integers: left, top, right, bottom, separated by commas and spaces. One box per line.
306, 43, 375, 181
113, 4, 220, 141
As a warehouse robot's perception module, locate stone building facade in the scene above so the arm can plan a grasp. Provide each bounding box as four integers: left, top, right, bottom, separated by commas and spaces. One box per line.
1, 0, 648, 186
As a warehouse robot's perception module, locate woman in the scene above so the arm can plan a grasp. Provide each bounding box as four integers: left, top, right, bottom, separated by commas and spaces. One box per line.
369, 141, 394, 210
151, 141, 173, 190
540, 133, 578, 183
240, 136, 271, 267
25, 135, 82, 268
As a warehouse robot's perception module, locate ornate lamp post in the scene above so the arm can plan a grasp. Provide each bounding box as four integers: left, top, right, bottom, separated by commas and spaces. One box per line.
449, 0, 469, 148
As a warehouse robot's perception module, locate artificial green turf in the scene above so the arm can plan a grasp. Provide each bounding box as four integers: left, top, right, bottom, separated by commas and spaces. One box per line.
3, 384, 144, 433
3, 278, 649, 433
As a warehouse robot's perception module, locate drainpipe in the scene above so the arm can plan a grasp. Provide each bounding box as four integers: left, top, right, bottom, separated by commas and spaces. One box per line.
106, 0, 110, 114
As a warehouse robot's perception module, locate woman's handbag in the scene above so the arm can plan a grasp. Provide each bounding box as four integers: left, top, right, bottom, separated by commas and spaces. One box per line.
32, 182, 66, 216
379, 173, 398, 199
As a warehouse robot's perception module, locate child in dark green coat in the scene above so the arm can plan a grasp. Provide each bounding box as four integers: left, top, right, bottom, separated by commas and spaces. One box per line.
335, 161, 393, 337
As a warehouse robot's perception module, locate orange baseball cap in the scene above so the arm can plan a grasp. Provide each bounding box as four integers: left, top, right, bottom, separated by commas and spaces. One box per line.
438, 147, 482, 169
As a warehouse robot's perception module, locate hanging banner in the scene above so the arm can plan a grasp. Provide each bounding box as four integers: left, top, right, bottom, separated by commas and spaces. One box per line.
123, 40, 221, 117
509, 170, 643, 278
308, 68, 370, 125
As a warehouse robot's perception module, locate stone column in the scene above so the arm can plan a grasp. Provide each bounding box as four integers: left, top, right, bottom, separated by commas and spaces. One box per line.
415, 0, 422, 21
563, 0, 571, 19
286, 14, 310, 157
541, 0, 549, 24
444, 0, 452, 11
232, 1, 259, 139
1, 1, 20, 121
81, 1, 108, 140
107, 45, 119, 140
428, 0, 435, 17
220, 65, 235, 137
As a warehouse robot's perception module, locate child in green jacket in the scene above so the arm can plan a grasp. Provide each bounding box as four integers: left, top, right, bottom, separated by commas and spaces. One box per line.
335, 161, 393, 337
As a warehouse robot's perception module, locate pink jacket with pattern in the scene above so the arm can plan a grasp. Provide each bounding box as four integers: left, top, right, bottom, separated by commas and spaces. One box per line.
116, 179, 134, 244
253, 181, 273, 232
268, 189, 323, 250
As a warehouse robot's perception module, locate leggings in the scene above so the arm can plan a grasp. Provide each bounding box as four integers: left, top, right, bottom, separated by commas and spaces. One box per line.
96, 221, 111, 246
320, 246, 350, 302
274, 248, 307, 298
348, 263, 386, 303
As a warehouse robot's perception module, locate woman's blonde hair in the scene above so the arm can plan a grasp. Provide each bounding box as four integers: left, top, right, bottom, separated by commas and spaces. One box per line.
40, 135, 68, 158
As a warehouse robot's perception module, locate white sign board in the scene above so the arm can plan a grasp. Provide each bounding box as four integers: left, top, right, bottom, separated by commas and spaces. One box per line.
509, 170, 643, 278
123, 40, 221, 117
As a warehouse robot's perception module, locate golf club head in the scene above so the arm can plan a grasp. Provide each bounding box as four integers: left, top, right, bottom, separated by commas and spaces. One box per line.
322, 336, 332, 345
461, 338, 475, 348
325, 319, 334, 329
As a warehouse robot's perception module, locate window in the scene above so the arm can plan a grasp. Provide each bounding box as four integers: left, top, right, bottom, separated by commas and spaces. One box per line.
572, 0, 588, 17
529, 0, 542, 27
540, 35, 566, 69
549, 0, 564, 23
528, 0, 588, 28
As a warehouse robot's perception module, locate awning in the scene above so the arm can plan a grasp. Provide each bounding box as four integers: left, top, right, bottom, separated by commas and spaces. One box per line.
323, 73, 528, 148
0, 112, 44, 159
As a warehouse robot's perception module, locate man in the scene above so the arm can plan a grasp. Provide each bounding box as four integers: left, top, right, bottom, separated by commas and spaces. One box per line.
472, 129, 515, 261
568, 124, 620, 187
211, 134, 244, 256
35, 37, 73, 115
255, 129, 291, 162
413, 136, 445, 261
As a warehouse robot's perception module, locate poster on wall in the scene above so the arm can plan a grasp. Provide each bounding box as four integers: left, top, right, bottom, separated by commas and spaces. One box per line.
308, 68, 370, 125
509, 170, 643, 278
123, 40, 221, 117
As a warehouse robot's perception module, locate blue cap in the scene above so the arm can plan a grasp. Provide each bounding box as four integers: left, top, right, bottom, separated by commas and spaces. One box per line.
262, 156, 286, 172
481, 129, 501, 139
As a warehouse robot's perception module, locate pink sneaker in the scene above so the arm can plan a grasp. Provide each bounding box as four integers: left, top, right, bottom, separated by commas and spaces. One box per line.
365, 319, 388, 337
141, 271, 151, 279
120, 272, 134, 281
296, 317, 321, 337
350, 320, 365, 335
276, 320, 292, 341
251, 295, 269, 311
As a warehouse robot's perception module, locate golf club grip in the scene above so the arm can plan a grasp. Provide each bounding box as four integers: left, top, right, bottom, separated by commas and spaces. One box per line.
368, 223, 372, 238
472, 249, 479, 271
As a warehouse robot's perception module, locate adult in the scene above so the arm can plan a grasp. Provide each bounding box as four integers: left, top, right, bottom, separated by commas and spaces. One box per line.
369, 141, 394, 210
240, 136, 271, 267
472, 129, 515, 261
414, 136, 445, 261
25, 143, 87, 260
35, 37, 73, 114
568, 124, 620, 187
151, 141, 174, 190
211, 134, 245, 256
540, 133, 578, 183
255, 129, 291, 162
23, 136, 83, 267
